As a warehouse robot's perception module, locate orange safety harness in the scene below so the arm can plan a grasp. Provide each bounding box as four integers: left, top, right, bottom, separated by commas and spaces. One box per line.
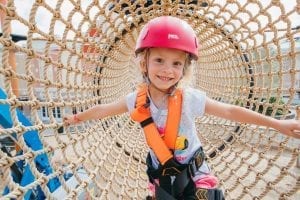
130, 84, 182, 165
130, 85, 225, 200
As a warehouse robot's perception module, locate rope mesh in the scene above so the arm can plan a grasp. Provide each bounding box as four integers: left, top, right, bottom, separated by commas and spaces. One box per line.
0, 0, 299, 199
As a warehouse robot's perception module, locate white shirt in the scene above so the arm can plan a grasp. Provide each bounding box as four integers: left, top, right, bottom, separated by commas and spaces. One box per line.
126, 87, 210, 177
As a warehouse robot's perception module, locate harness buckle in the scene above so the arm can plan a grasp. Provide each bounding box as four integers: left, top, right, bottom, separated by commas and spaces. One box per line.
189, 147, 205, 177
162, 166, 182, 176
195, 188, 209, 200
195, 188, 226, 200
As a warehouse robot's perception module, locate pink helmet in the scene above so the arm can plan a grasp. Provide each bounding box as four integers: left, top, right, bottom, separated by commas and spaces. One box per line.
135, 16, 199, 60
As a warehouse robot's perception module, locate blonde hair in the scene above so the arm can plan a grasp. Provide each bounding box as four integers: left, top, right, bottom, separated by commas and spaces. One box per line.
178, 57, 194, 88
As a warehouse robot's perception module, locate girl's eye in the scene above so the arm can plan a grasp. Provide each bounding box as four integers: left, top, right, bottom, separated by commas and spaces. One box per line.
154, 58, 163, 63
173, 61, 183, 68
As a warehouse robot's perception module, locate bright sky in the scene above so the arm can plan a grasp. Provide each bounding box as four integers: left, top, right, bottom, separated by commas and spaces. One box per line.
8, 0, 103, 38
2, 0, 300, 40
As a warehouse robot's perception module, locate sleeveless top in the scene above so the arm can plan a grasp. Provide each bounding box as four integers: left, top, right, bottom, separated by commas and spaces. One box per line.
126, 87, 211, 177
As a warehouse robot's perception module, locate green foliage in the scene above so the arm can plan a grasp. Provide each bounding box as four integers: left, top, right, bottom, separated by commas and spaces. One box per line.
235, 97, 287, 116
254, 97, 285, 116
234, 99, 244, 107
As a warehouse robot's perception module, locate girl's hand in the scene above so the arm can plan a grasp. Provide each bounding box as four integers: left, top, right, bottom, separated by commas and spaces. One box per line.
275, 119, 300, 139
63, 114, 81, 126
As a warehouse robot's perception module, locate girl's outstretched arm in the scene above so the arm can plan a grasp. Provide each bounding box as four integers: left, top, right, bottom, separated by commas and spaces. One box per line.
63, 97, 128, 125
204, 97, 300, 139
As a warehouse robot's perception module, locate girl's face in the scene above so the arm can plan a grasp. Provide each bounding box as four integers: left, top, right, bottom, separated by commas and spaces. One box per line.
144, 48, 186, 91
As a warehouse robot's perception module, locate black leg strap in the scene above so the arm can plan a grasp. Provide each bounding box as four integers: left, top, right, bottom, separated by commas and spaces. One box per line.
172, 168, 191, 197
156, 176, 175, 199
155, 181, 176, 200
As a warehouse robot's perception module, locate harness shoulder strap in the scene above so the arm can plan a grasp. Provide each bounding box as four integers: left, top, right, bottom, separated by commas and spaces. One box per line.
130, 85, 182, 165
164, 89, 182, 150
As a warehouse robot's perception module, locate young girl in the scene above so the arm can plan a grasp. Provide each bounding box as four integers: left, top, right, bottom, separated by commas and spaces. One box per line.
64, 16, 300, 199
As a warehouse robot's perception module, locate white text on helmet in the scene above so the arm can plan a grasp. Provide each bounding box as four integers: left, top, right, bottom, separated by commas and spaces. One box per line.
168, 34, 179, 40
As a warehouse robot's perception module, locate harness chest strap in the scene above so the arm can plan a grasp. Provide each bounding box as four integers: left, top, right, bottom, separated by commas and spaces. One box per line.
130, 85, 182, 165
142, 122, 173, 164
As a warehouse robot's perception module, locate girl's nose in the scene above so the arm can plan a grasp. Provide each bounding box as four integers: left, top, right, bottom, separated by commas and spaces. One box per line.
162, 62, 172, 72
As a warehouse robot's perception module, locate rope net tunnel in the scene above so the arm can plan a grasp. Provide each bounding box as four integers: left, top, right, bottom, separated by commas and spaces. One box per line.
0, 0, 299, 199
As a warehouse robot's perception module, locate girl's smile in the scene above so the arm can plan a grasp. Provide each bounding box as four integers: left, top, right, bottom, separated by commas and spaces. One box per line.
157, 75, 173, 82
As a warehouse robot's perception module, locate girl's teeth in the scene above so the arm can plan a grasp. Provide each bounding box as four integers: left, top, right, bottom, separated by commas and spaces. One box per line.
159, 76, 170, 81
